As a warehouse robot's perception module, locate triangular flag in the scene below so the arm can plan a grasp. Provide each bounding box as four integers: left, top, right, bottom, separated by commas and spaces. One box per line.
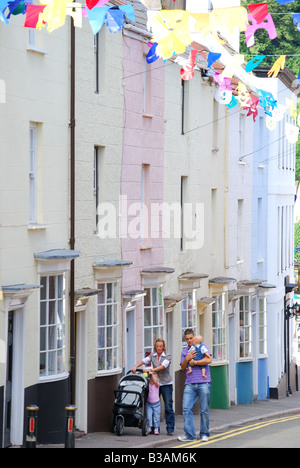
248, 3, 268, 24
207, 52, 221, 68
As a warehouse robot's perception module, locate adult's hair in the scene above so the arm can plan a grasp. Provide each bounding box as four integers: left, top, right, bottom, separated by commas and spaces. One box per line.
154, 338, 166, 352
184, 328, 195, 336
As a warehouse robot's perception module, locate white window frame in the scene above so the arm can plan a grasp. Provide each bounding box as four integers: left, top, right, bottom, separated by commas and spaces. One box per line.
212, 293, 227, 362
29, 123, 37, 224
258, 296, 267, 357
181, 290, 197, 347
97, 282, 120, 374
39, 274, 67, 381
239, 295, 252, 359
143, 286, 164, 357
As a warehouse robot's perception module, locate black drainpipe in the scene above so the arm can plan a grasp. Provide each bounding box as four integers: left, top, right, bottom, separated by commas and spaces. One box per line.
69, 19, 76, 405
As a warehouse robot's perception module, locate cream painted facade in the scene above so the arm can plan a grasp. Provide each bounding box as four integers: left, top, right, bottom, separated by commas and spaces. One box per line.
0, 16, 73, 446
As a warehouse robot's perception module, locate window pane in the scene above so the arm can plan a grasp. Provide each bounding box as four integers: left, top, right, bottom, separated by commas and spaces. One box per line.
40, 302, 47, 326
49, 302, 56, 325
40, 353, 46, 375
57, 350, 64, 373
97, 282, 120, 372
39, 274, 66, 377
41, 277, 47, 300
40, 327, 46, 351
152, 288, 157, 306
144, 309, 151, 327
98, 349, 105, 371
58, 299, 64, 324
144, 289, 150, 307
153, 307, 158, 325
98, 286, 105, 304
98, 327, 105, 348
143, 286, 165, 356
107, 349, 112, 370
212, 294, 226, 361
48, 326, 56, 350
98, 304, 105, 325
107, 283, 112, 303
107, 327, 112, 347
48, 351, 56, 375
158, 287, 163, 305
58, 275, 64, 299
107, 304, 112, 325
49, 276, 55, 299
144, 328, 152, 348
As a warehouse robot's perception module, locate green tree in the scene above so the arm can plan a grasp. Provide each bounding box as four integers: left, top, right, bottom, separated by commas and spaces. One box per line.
240, 0, 300, 75
295, 220, 300, 263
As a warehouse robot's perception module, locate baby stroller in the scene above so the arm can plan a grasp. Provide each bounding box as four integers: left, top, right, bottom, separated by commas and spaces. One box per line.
110, 370, 149, 436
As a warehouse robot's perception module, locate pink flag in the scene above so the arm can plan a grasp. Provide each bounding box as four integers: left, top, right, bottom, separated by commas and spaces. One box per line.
24, 4, 46, 28
180, 49, 197, 81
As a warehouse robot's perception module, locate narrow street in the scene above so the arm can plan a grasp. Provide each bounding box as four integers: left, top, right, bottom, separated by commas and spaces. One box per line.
160, 414, 300, 449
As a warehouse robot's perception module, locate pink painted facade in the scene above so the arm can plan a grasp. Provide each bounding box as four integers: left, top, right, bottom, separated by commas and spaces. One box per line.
121, 32, 165, 362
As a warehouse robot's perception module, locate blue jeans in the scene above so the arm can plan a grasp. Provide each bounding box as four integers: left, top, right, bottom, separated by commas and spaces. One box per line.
146, 401, 161, 428
182, 382, 211, 440
159, 384, 175, 433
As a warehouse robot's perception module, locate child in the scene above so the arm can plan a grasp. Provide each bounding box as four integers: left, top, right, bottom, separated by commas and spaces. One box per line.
187, 335, 210, 379
146, 371, 160, 435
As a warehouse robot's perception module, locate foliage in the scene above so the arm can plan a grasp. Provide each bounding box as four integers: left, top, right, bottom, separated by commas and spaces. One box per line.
295, 220, 300, 263
240, 0, 300, 76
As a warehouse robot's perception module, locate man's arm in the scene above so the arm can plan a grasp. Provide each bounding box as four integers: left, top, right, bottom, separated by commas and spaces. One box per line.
193, 354, 212, 366
180, 349, 197, 371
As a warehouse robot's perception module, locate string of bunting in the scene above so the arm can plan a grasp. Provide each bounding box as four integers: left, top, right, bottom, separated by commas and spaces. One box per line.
0, 0, 300, 140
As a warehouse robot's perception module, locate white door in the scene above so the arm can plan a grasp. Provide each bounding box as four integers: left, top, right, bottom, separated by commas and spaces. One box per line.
126, 307, 136, 373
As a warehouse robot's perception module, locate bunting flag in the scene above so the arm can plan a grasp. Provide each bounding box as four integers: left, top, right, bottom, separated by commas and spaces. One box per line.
267, 55, 286, 78
213, 72, 232, 91
258, 89, 277, 117
293, 13, 300, 32
245, 54, 266, 72
245, 13, 277, 47
207, 52, 221, 68
180, 49, 197, 80
1, 0, 300, 140
85, 4, 134, 34
275, 0, 296, 4
236, 82, 251, 107
24, 3, 45, 27
146, 42, 159, 63
150, 10, 193, 59
247, 2, 268, 23
244, 95, 259, 121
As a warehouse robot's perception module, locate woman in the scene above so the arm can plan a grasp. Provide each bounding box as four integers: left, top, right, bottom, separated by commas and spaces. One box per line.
131, 338, 175, 435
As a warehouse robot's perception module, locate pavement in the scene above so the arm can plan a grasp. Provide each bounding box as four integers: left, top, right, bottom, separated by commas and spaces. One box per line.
36, 373, 300, 449
35, 345, 300, 449
70, 388, 300, 449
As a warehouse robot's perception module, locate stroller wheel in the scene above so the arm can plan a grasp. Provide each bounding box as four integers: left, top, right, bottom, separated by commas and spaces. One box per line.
142, 418, 149, 436
116, 415, 124, 436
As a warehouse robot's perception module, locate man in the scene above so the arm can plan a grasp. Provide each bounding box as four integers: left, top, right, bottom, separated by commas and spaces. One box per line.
178, 329, 212, 442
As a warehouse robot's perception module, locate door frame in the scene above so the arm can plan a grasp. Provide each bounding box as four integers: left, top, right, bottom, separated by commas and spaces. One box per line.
3, 306, 25, 447
125, 304, 136, 374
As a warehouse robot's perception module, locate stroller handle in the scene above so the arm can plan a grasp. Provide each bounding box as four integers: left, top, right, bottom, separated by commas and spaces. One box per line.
126, 368, 144, 375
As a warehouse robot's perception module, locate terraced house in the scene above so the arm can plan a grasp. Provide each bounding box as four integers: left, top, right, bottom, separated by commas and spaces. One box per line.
0, 0, 299, 447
